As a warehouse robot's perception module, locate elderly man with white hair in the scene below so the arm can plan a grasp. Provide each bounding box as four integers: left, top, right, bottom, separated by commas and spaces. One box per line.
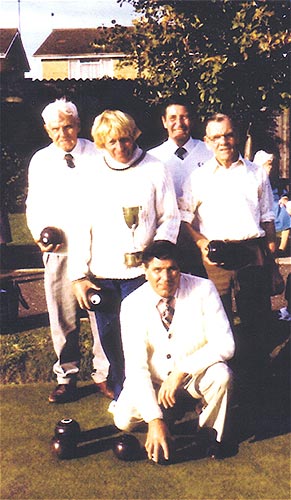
26, 98, 113, 403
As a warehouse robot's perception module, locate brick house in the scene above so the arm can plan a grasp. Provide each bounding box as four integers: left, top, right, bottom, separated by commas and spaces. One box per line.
33, 27, 137, 81
0, 28, 30, 83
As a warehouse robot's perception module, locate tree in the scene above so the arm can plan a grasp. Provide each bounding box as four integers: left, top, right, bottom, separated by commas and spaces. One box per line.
114, 0, 290, 142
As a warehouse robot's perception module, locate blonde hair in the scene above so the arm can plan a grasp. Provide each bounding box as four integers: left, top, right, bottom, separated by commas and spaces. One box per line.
91, 110, 141, 149
41, 98, 79, 125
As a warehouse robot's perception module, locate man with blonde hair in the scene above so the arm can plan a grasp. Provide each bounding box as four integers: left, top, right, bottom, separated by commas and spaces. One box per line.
26, 98, 112, 403
68, 109, 180, 400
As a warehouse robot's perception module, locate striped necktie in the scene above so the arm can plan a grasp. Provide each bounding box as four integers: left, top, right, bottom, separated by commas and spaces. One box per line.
157, 296, 175, 330
64, 153, 75, 168
175, 147, 187, 160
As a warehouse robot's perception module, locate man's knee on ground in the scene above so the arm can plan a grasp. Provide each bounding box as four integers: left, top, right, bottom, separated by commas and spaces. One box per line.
113, 411, 139, 432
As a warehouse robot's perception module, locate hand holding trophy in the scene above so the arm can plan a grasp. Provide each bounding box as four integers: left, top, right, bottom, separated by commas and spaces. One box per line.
123, 206, 142, 267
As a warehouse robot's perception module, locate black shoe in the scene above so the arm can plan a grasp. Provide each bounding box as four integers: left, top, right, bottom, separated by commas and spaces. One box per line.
207, 440, 222, 460
48, 383, 77, 403
207, 439, 238, 460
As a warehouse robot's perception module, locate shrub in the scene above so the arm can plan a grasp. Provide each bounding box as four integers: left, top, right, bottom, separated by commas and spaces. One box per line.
0, 322, 94, 384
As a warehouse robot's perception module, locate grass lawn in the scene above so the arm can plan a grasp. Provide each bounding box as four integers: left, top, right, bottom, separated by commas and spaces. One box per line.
1, 214, 290, 500
8, 213, 35, 246
1, 382, 290, 500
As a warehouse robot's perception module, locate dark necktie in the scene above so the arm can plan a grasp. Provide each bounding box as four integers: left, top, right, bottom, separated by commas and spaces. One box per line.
157, 296, 175, 331
64, 153, 75, 168
175, 147, 187, 160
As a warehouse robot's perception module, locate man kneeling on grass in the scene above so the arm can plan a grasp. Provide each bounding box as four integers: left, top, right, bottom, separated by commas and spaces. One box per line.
110, 240, 235, 462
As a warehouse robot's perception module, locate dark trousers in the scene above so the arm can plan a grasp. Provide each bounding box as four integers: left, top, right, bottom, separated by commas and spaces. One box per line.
206, 262, 272, 404
94, 275, 146, 399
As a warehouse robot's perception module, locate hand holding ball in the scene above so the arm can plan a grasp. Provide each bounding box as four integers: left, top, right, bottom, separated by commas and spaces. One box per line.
40, 227, 64, 247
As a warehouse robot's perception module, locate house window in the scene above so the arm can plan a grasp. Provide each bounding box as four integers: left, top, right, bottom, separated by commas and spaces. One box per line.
69, 59, 114, 80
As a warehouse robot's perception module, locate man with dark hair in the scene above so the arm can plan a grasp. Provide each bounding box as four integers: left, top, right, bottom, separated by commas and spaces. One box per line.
110, 240, 235, 462
149, 96, 212, 198
141, 239, 182, 267
148, 96, 212, 275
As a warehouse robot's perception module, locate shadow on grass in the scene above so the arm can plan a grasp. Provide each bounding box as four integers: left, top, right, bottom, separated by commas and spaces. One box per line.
76, 425, 121, 458
0, 313, 50, 334
77, 383, 99, 400
73, 423, 221, 464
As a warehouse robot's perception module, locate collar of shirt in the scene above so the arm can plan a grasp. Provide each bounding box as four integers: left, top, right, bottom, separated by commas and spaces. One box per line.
211, 153, 245, 173
167, 137, 198, 156
103, 145, 143, 171
52, 139, 83, 161
149, 286, 179, 308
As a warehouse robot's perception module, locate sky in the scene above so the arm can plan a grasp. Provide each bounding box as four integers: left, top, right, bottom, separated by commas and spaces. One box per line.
0, 0, 136, 78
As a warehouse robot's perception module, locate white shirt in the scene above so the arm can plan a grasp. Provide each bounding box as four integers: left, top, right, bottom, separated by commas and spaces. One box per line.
120, 273, 235, 423
148, 137, 213, 197
67, 147, 180, 280
179, 155, 275, 241
26, 138, 100, 248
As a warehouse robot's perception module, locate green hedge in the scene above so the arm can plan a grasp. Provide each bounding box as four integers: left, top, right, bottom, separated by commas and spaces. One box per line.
0, 321, 94, 384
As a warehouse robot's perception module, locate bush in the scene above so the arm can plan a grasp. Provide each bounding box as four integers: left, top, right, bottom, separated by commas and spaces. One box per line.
0, 321, 94, 384
1, 146, 28, 213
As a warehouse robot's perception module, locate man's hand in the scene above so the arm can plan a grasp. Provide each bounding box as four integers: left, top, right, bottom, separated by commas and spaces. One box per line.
72, 279, 100, 310
261, 221, 277, 256
183, 223, 216, 266
145, 418, 171, 463
197, 238, 218, 266
158, 371, 187, 409
36, 240, 64, 253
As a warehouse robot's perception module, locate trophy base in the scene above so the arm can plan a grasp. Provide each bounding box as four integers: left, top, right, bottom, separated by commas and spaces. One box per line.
124, 252, 143, 268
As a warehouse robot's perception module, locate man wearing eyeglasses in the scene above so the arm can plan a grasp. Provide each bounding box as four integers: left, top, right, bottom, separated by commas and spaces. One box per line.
178, 113, 276, 428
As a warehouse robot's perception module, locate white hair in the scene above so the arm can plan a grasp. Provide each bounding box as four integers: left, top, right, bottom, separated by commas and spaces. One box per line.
253, 150, 274, 166
41, 98, 79, 125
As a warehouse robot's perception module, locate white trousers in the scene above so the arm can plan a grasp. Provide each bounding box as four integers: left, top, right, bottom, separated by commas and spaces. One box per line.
113, 362, 232, 442
43, 253, 109, 384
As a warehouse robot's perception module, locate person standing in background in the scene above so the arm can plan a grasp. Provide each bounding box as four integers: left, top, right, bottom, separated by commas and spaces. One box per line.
253, 150, 290, 257
148, 95, 212, 275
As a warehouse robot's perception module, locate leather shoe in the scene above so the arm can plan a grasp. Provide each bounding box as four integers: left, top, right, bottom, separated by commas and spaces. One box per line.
207, 439, 238, 460
48, 383, 77, 403
95, 381, 114, 399
207, 440, 223, 460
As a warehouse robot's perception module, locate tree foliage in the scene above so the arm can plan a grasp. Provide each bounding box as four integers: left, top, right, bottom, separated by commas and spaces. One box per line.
113, 0, 290, 127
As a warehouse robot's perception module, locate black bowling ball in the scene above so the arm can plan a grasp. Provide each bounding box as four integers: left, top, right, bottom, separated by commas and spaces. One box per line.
54, 418, 81, 443
86, 288, 113, 312
50, 436, 77, 459
113, 434, 141, 461
40, 226, 64, 246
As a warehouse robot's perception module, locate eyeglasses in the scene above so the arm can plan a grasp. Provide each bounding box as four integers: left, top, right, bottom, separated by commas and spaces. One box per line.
206, 132, 235, 143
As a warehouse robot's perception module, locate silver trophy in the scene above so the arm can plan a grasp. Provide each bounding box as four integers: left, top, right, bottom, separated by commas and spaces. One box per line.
123, 206, 142, 267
